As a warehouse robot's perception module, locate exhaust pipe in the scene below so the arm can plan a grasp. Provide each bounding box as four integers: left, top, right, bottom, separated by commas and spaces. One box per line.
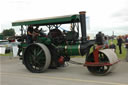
79, 11, 87, 42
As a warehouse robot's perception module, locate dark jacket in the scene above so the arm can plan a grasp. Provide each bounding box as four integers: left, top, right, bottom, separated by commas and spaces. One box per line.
125, 38, 128, 48
117, 38, 123, 46
109, 44, 116, 49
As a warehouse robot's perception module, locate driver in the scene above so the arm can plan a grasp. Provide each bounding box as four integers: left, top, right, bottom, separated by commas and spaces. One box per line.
27, 25, 40, 44
33, 26, 40, 41
27, 25, 34, 44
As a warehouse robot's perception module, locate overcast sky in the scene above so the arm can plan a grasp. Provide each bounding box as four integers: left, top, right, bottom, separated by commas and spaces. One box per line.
0, 0, 128, 36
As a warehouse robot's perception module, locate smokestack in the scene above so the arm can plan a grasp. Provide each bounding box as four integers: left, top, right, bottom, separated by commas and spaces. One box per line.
79, 11, 87, 42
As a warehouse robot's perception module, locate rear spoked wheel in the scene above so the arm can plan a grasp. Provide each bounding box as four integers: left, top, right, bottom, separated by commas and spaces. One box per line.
24, 43, 51, 73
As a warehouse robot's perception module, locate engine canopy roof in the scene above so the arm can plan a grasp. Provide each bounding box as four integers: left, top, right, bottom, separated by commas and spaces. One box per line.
12, 14, 80, 26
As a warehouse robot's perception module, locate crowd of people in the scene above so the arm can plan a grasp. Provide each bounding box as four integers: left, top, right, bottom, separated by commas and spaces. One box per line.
117, 35, 128, 61
103, 35, 128, 62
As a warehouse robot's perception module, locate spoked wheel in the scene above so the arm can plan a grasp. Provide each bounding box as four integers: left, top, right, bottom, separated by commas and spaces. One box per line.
23, 43, 51, 73
86, 52, 112, 75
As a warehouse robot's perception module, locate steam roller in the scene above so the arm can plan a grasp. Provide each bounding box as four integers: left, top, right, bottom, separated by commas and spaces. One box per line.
85, 47, 119, 75
12, 11, 119, 75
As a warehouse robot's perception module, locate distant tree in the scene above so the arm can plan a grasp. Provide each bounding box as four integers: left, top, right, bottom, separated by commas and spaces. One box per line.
2, 28, 15, 36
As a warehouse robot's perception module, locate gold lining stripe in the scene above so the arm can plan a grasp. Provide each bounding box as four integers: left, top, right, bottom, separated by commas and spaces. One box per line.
78, 45, 81, 55
65, 45, 68, 54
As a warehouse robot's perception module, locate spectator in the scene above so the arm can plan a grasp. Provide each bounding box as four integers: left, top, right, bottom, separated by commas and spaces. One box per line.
125, 35, 128, 62
87, 36, 90, 40
104, 36, 109, 48
117, 36, 123, 54
109, 42, 116, 52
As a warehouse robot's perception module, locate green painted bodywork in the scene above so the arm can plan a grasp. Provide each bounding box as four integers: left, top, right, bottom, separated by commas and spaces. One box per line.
19, 37, 51, 56
58, 44, 80, 56
20, 43, 28, 57
37, 37, 51, 45
21, 43, 28, 47
12, 15, 80, 26
66, 45, 80, 56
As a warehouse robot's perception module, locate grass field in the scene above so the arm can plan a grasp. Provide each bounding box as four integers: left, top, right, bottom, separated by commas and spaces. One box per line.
0, 52, 12, 56
109, 39, 126, 59
0, 39, 127, 59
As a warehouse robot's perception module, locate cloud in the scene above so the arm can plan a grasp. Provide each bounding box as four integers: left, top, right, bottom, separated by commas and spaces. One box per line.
1, 0, 128, 36
112, 8, 128, 16
111, 6, 128, 22
88, 24, 128, 36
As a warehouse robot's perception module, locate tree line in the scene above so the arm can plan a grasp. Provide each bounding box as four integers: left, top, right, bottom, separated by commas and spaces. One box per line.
0, 28, 15, 36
